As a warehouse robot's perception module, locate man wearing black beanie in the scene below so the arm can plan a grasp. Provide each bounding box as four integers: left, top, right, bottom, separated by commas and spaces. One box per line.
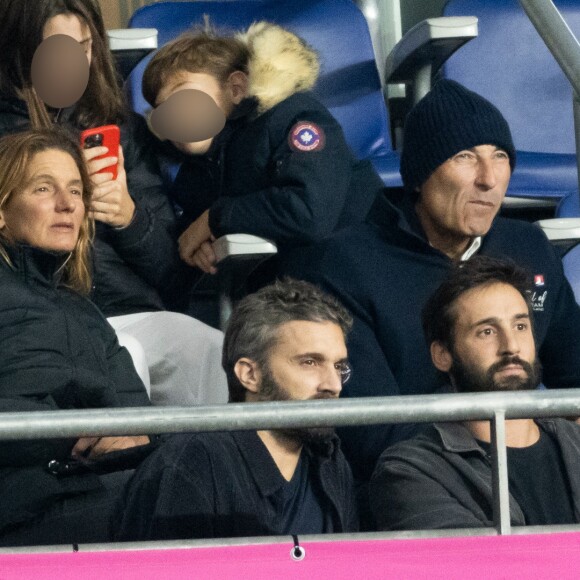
288, 79, 580, 485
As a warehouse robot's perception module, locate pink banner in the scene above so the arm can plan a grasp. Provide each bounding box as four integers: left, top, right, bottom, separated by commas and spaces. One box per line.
2, 532, 580, 579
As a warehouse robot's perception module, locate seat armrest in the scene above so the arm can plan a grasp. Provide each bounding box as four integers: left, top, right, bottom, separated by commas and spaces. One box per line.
536, 218, 580, 240
385, 16, 478, 104
212, 235, 278, 329
213, 234, 277, 264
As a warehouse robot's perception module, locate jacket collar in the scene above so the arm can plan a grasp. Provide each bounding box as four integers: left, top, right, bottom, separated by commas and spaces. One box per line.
369, 189, 441, 253
433, 422, 489, 455
3, 243, 69, 288
434, 418, 564, 455
232, 430, 337, 498
370, 188, 498, 258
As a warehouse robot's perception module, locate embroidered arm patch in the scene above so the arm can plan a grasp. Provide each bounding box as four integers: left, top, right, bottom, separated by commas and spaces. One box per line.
288, 122, 326, 152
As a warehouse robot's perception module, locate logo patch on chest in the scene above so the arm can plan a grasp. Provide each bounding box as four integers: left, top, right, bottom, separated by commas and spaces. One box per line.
288, 122, 326, 152
531, 290, 548, 312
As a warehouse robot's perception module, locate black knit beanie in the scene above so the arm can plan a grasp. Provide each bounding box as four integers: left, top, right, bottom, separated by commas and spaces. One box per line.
400, 79, 516, 191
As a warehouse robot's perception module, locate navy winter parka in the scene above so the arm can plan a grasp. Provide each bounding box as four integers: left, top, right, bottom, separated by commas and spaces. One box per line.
170, 92, 384, 251
0, 244, 150, 533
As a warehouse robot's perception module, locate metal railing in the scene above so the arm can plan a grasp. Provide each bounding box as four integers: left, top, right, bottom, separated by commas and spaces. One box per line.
2, 388, 580, 543
519, 0, 580, 199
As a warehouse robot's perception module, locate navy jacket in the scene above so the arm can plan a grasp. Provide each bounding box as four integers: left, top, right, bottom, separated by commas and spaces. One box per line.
370, 419, 580, 530
114, 430, 358, 540
0, 97, 179, 316
289, 190, 580, 480
169, 93, 383, 251
0, 244, 150, 533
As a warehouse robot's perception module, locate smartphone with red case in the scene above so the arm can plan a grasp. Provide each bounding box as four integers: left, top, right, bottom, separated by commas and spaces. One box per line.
80, 124, 120, 180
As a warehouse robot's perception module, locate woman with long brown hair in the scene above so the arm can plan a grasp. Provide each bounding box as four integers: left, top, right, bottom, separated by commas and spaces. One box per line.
0, 0, 228, 406
0, 128, 150, 546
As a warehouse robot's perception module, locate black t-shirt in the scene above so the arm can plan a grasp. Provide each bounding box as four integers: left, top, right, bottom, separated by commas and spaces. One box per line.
276, 452, 328, 535
479, 428, 575, 525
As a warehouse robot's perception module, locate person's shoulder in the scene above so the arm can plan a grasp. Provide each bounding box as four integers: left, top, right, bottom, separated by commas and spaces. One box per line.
266, 91, 337, 131
162, 431, 236, 457
0, 96, 29, 133
128, 432, 236, 488
486, 216, 560, 269
540, 417, 580, 437
139, 432, 225, 470
375, 425, 446, 466
287, 220, 382, 277
272, 91, 328, 113
490, 216, 550, 244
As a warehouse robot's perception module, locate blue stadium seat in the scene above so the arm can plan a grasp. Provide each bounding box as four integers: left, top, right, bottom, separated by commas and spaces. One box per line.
563, 243, 580, 304
557, 191, 580, 218
443, 0, 580, 201
127, 0, 401, 187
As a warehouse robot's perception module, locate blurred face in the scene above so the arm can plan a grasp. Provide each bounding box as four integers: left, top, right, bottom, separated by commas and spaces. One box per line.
435, 283, 539, 392
43, 13, 92, 63
155, 71, 242, 154
416, 145, 511, 258
0, 149, 85, 253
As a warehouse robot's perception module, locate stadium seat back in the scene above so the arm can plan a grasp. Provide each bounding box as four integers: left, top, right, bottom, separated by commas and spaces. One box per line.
563, 243, 580, 304
443, 0, 580, 199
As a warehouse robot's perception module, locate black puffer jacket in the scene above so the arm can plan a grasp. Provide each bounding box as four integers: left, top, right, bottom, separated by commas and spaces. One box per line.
166, 22, 383, 268
0, 244, 150, 533
0, 97, 180, 316
171, 93, 383, 247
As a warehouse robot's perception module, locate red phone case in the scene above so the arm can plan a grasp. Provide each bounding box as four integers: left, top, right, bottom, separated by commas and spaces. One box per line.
81, 125, 120, 180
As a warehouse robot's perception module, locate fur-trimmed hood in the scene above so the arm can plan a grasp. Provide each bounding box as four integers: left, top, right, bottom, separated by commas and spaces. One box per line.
237, 21, 319, 114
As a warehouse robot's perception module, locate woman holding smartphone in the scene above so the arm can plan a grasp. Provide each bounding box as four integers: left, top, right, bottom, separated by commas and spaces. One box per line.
0, 0, 228, 406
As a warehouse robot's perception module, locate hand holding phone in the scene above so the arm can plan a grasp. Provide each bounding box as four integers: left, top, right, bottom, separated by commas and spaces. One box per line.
82, 126, 135, 228
81, 124, 120, 180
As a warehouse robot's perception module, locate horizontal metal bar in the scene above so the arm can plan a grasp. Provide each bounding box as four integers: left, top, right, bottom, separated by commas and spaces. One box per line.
2, 525, 580, 554
1, 389, 579, 440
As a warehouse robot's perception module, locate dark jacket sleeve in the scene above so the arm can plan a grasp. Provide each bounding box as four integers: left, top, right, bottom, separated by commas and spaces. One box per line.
107, 113, 180, 289
208, 99, 361, 244
370, 450, 491, 531
113, 438, 215, 541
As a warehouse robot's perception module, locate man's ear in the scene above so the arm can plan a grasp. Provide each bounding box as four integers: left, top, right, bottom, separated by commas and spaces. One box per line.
227, 71, 249, 105
430, 341, 453, 373
233, 357, 261, 395
0, 210, 6, 231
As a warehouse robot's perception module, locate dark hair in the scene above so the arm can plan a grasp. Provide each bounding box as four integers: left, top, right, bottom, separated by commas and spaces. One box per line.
142, 27, 250, 107
222, 278, 353, 402
422, 256, 533, 348
0, 127, 94, 294
0, 0, 126, 128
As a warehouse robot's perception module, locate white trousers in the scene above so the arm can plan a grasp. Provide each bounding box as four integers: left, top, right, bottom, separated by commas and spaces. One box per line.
108, 311, 228, 406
